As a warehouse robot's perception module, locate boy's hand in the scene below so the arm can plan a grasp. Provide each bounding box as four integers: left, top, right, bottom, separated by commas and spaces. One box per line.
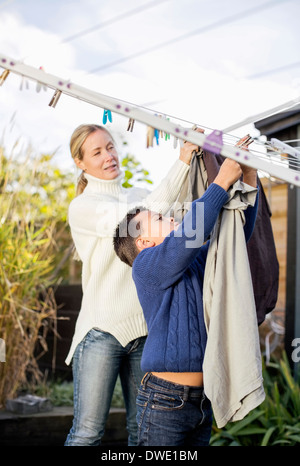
179, 127, 205, 165
241, 164, 257, 187
235, 135, 257, 187
213, 158, 242, 191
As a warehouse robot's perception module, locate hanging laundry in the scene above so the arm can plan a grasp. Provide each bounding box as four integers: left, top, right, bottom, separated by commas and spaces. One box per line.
203, 181, 265, 428
175, 146, 279, 325
102, 109, 112, 124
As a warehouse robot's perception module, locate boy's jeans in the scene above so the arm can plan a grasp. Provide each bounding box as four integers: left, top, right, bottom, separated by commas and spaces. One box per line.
65, 328, 146, 446
136, 373, 212, 446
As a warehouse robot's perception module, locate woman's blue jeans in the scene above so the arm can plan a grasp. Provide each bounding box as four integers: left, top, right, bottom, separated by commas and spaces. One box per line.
65, 328, 146, 446
136, 373, 212, 446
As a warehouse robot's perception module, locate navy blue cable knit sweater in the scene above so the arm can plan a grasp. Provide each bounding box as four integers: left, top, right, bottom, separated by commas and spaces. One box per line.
132, 182, 258, 373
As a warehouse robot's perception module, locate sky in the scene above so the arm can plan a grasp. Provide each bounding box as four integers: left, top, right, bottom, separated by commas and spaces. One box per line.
0, 0, 299, 186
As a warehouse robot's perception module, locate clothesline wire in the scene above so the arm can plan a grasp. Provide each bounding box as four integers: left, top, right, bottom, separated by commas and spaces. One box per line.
3, 54, 300, 174
63, 76, 298, 162
11, 0, 298, 145
87, 0, 291, 75
18, 0, 297, 88
20, 0, 169, 65
4, 50, 297, 158
247, 60, 300, 79
83, 86, 293, 158
283, 139, 300, 143
61, 0, 171, 43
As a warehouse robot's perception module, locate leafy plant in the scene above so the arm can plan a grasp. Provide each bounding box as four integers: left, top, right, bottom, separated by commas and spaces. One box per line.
121, 153, 152, 188
30, 379, 74, 407
210, 353, 300, 446
25, 376, 124, 408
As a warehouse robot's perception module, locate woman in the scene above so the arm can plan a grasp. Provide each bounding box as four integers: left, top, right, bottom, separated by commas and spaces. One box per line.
64, 123, 199, 446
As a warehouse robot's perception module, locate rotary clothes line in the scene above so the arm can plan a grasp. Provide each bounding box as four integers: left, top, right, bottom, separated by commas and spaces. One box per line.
1, 52, 300, 186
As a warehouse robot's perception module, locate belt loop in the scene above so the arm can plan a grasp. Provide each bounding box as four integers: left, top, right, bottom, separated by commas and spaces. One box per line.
183, 386, 189, 401
141, 372, 151, 388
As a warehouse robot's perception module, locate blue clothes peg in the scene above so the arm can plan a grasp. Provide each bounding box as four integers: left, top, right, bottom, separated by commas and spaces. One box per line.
103, 109, 112, 124
154, 129, 159, 145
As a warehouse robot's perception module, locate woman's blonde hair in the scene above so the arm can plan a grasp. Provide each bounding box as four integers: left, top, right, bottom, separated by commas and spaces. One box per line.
70, 124, 112, 195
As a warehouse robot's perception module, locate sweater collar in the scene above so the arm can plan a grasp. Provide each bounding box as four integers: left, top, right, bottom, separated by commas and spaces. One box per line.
84, 171, 124, 196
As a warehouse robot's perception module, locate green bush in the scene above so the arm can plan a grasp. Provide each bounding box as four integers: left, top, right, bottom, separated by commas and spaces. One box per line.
27, 376, 124, 409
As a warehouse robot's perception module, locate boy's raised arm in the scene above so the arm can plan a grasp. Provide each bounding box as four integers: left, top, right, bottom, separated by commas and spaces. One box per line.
133, 183, 229, 289
133, 158, 254, 289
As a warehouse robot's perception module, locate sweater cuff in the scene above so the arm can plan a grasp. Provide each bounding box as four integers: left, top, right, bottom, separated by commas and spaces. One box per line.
168, 158, 190, 181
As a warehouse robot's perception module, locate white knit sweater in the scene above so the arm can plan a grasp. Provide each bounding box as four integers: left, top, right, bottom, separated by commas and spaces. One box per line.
65, 159, 190, 364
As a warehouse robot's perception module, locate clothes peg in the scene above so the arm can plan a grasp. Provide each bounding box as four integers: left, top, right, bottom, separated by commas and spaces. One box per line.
0, 69, 10, 86
146, 127, 154, 148
103, 109, 112, 124
156, 115, 164, 139
173, 136, 178, 149
236, 134, 254, 148
154, 129, 160, 145
163, 117, 170, 141
49, 89, 62, 108
127, 118, 135, 132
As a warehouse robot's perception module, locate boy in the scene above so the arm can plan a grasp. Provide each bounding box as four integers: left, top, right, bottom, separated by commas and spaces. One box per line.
113, 157, 258, 446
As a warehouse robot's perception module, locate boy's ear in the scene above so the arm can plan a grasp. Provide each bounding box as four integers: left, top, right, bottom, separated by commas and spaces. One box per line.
136, 238, 156, 251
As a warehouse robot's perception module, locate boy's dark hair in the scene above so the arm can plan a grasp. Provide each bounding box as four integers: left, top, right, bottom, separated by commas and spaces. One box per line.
113, 206, 148, 267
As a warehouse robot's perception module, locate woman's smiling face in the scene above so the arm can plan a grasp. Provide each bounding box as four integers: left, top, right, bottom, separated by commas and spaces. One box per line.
75, 129, 120, 180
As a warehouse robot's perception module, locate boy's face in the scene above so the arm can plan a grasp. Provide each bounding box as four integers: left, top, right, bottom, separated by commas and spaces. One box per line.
135, 210, 179, 251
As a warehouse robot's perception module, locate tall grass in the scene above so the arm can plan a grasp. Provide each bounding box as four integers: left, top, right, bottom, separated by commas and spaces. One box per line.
0, 144, 75, 406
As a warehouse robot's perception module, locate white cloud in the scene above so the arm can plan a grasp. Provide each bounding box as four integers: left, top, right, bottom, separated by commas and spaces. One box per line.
0, 12, 76, 75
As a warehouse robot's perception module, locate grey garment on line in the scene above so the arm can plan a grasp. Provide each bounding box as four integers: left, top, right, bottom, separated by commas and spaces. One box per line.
202, 181, 265, 429
173, 149, 279, 325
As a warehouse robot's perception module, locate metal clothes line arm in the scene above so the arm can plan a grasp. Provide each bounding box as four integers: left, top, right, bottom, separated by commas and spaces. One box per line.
1, 53, 300, 187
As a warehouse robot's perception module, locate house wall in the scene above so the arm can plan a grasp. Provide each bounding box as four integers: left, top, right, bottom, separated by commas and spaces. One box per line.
260, 177, 287, 312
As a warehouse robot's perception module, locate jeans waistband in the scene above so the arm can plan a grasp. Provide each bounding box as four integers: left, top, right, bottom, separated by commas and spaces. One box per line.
141, 373, 204, 401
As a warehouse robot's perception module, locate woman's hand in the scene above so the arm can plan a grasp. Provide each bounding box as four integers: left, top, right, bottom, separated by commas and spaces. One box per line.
179, 127, 205, 165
